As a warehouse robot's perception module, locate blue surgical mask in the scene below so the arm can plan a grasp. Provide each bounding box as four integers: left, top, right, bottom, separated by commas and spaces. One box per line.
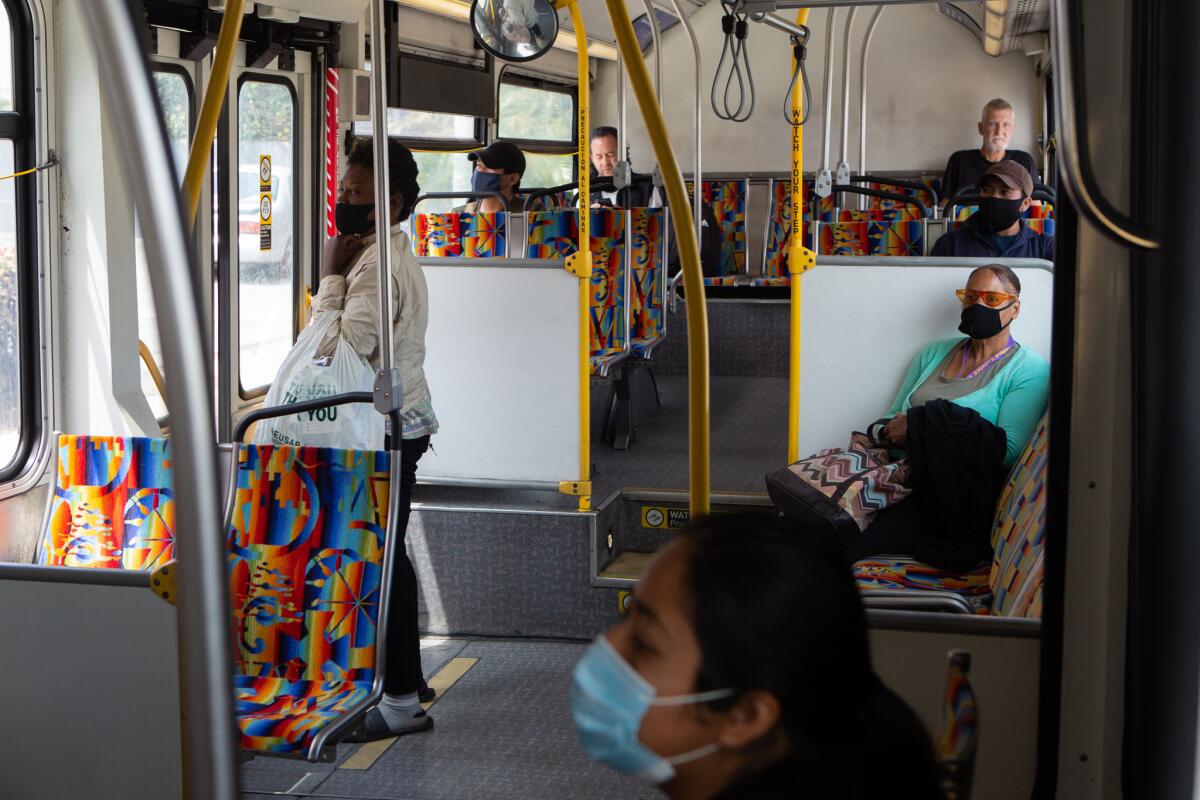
471, 169, 505, 195
570, 636, 735, 784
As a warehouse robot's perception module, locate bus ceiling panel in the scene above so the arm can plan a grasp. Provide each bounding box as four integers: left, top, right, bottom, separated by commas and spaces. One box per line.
145, 1, 340, 63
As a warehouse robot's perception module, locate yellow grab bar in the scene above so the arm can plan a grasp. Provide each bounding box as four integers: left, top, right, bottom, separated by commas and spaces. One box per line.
787, 8, 815, 463
181, 0, 244, 229
138, 339, 169, 408
603, 0, 710, 515
555, 0, 593, 512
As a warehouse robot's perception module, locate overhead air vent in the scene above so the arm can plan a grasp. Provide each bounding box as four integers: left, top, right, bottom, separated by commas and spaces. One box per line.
982, 0, 1050, 56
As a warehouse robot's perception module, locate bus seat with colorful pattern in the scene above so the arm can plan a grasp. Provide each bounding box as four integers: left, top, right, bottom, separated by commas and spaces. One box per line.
36, 434, 174, 571
816, 220, 925, 257
852, 411, 1050, 617
414, 211, 506, 258
227, 444, 391, 756
629, 208, 666, 357
526, 208, 629, 376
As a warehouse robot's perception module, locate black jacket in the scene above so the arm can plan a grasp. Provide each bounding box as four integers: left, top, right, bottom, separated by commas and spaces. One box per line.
906, 399, 1009, 571
931, 213, 1055, 261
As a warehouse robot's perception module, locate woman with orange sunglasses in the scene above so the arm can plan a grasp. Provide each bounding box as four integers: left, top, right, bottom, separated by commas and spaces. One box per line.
846, 264, 1049, 563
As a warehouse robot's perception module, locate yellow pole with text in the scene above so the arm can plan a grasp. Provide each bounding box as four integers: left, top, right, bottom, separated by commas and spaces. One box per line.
603, 0, 709, 514
556, 0, 592, 512
788, 9, 815, 463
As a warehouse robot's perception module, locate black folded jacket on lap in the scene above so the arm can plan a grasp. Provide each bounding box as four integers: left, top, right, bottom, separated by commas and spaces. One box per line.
905, 399, 1009, 572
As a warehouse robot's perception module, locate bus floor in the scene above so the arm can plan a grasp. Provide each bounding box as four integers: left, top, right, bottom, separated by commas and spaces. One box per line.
241, 636, 646, 800
591, 372, 789, 498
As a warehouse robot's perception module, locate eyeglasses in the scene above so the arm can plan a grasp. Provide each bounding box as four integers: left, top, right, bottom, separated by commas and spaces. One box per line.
956, 289, 1017, 307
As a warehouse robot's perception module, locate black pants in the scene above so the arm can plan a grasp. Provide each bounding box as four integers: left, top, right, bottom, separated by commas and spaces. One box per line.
383, 434, 429, 695
845, 498, 920, 564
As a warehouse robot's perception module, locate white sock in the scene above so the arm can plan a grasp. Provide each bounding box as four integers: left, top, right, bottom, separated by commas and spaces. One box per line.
376, 691, 422, 730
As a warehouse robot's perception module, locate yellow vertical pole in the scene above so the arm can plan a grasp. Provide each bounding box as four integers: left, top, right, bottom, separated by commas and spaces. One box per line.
181, 0, 244, 230
559, 0, 592, 512
787, 9, 815, 463
603, 0, 709, 515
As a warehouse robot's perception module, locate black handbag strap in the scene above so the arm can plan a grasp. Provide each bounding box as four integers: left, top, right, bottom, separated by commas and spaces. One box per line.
865, 417, 894, 448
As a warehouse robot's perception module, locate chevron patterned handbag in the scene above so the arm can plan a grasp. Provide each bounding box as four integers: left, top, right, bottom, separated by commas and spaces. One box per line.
766, 420, 912, 545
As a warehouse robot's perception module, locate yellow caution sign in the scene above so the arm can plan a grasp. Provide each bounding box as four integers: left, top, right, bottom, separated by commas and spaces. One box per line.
259, 154, 272, 251
641, 506, 690, 529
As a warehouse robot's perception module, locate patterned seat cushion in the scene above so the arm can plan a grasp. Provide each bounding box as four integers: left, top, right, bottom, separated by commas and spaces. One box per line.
750, 276, 790, 288
38, 435, 175, 570
818, 220, 924, 256
988, 412, 1049, 617
629, 208, 666, 349
853, 556, 993, 611
702, 275, 740, 287
414, 212, 506, 257
527, 209, 628, 371
235, 676, 372, 755
227, 444, 392, 754
691, 179, 747, 278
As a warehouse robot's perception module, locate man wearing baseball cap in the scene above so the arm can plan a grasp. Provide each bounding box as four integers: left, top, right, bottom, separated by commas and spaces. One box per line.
462, 140, 526, 214
930, 160, 1054, 261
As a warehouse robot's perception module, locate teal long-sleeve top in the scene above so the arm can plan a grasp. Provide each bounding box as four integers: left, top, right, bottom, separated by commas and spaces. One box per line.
886, 337, 1050, 467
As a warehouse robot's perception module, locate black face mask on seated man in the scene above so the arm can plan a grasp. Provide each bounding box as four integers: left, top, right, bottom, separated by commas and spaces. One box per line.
979, 195, 1025, 233
959, 302, 1014, 340
335, 202, 375, 236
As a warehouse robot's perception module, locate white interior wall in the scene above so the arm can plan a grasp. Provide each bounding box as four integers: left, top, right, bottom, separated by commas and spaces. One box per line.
594, 4, 1042, 176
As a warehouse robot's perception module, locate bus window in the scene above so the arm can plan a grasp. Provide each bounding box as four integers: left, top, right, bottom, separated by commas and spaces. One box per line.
135, 68, 192, 420
0, 139, 18, 470
0, 0, 20, 473
354, 108, 480, 214
237, 78, 296, 394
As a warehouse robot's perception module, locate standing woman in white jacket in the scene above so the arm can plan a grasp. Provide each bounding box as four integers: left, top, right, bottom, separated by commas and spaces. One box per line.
313, 137, 440, 740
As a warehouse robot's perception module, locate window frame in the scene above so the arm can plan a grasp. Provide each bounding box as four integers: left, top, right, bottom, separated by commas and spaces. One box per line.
0, 0, 41, 485
234, 70, 300, 400
139, 61, 195, 424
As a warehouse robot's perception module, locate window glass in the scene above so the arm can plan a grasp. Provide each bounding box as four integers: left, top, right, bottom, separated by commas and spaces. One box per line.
354, 108, 476, 141
0, 140, 17, 469
136, 70, 191, 419
522, 153, 574, 191
498, 83, 573, 142
238, 80, 296, 393
411, 150, 476, 214
0, 3, 12, 112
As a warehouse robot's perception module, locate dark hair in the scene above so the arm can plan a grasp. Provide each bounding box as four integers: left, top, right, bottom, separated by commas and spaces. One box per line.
590, 125, 619, 144
970, 264, 1021, 295
678, 514, 940, 798
347, 137, 421, 222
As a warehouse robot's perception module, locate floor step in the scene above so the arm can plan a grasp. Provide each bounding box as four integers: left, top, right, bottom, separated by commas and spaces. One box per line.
598, 551, 653, 581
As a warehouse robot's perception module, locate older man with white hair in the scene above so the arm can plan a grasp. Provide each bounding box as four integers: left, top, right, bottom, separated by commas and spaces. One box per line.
939, 98, 1038, 208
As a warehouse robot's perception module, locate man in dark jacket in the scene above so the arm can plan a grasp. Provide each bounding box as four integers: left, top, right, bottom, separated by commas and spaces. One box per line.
930, 161, 1054, 261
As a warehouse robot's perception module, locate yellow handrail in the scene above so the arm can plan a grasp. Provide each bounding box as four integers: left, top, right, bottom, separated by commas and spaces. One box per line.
787, 9, 815, 463
603, 0, 709, 515
181, 0, 244, 229
139, 339, 169, 413
556, 0, 593, 512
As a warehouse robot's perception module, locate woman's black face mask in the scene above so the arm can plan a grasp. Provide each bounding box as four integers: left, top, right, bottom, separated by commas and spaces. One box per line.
335, 202, 375, 236
959, 301, 1015, 340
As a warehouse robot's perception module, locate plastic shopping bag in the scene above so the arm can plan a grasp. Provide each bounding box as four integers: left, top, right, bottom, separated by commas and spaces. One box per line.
251, 312, 386, 450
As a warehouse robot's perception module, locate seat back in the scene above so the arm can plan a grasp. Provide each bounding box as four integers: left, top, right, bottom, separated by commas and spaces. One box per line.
527, 208, 628, 356
414, 211, 507, 257
226, 444, 391, 684
816, 220, 925, 256
937, 650, 978, 800
693, 179, 748, 276
37, 434, 175, 570
987, 412, 1049, 617
629, 208, 666, 346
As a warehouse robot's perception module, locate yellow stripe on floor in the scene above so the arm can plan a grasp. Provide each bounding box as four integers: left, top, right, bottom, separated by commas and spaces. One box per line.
339, 657, 479, 771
